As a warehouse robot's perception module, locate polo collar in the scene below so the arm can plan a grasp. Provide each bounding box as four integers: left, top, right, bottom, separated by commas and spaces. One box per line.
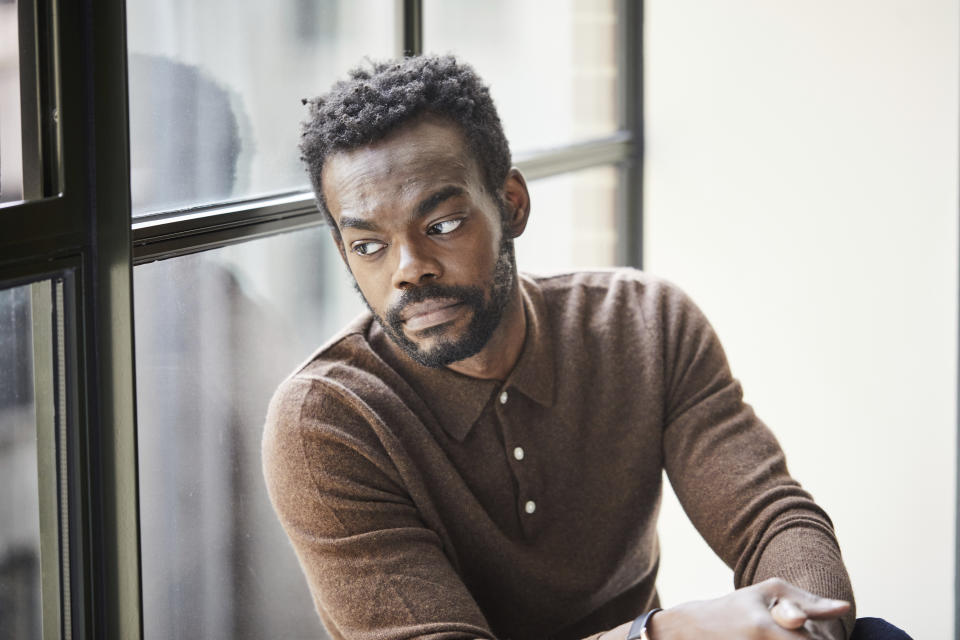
504, 274, 555, 409
368, 274, 555, 442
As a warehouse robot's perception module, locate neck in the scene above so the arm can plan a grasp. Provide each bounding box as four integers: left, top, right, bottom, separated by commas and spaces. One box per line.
446, 284, 526, 381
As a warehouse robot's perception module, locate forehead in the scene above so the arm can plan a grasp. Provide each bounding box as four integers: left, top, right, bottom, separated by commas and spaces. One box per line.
321, 118, 483, 220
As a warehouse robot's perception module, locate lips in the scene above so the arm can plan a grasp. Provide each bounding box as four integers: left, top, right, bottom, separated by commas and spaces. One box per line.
401, 298, 464, 331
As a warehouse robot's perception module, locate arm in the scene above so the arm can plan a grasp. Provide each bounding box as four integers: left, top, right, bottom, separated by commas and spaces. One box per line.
648, 281, 855, 637
263, 375, 493, 640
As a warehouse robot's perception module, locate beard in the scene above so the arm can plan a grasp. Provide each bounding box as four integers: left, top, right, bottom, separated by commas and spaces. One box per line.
358, 232, 517, 368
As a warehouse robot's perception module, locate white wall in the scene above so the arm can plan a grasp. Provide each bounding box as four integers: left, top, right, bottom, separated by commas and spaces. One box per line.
644, 2, 958, 638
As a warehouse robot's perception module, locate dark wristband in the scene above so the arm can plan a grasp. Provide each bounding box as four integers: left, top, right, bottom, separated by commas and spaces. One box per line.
626, 608, 662, 640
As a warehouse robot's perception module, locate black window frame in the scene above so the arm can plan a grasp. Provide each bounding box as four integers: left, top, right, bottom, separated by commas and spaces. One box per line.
1, 0, 140, 638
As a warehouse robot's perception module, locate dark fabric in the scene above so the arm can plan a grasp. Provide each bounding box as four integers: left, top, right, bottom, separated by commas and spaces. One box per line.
262, 269, 856, 640
851, 617, 914, 640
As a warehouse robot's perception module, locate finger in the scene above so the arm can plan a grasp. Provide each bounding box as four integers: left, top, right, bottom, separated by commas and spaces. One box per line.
761, 579, 850, 620
770, 598, 807, 630
796, 596, 850, 620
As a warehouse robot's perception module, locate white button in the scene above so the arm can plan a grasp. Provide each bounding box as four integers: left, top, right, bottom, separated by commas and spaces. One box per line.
513, 446, 525, 461
499, 390, 509, 405
524, 500, 536, 514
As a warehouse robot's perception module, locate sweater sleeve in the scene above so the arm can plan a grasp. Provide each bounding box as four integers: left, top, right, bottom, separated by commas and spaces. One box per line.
655, 280, 856, 636
262, 375, 494, 640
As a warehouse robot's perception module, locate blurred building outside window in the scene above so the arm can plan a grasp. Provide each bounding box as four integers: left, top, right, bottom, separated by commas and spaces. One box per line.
127, 0, 397, 216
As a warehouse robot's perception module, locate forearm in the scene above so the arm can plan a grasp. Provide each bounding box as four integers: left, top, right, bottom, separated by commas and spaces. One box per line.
751, 526, 855, 637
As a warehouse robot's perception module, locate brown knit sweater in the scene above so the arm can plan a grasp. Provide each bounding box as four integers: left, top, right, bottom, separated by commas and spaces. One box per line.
262, 269, 855, 640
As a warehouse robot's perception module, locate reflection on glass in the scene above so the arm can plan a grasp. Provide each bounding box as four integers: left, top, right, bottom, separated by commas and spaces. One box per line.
126, 0, 398, 216
517, 165, 623, 274
0, 0, 24, 204
424, 0, 621, 154
0, 282, 43, 640
135, 227, 362, 639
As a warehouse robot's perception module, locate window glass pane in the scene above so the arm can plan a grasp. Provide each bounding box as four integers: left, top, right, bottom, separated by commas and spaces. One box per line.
517, 165, 624, 274
0, 281, 44, 640
134, 228, 362, 639
0, 0, 24, 204
423, 0, 622, 154
126, 0, 398, 217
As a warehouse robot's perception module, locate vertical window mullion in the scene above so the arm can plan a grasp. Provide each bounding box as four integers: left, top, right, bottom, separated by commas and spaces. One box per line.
30, 279, 62, 640
402, 0, 422, 56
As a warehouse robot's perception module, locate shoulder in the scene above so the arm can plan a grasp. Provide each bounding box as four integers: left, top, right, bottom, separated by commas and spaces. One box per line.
523, 267, 703, 329
263, 310, 394, 456
263, 311, 409, 493
283, 310, 378, 384
527, 267, 685, 299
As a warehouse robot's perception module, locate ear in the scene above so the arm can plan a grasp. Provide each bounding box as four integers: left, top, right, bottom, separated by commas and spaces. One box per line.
501, 168, 531, 239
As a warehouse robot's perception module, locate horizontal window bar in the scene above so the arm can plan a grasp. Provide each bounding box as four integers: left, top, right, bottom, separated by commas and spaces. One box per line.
514, 131, 633, 180
132, 190, 316, 233
131, 132, 634, 263
132, 192, 323, 264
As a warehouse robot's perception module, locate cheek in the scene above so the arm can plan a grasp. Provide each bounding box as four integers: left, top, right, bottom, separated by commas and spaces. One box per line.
448, 216, 503, 277
477, 227, 504, 274
349, 263, 391, 311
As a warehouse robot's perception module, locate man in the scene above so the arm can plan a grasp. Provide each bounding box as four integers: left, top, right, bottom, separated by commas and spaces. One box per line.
263, 55, 903, 640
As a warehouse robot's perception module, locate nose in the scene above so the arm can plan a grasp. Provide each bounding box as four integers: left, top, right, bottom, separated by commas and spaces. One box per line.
391, 236, 442, 290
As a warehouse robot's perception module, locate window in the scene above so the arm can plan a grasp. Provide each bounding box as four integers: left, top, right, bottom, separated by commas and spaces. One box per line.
518, 164, 626, 272
423, 0, 622, 153
2, 0, 139, 636
0, 278, 70, 640
134, 228, 360, 639
0, 0, 24, 204
424, 0, 635, 271
0, 282, 44, 640
1, 0, 60, 207
1, 1, 642, 637
127, 0, 398, 216
128, 6, 638, 637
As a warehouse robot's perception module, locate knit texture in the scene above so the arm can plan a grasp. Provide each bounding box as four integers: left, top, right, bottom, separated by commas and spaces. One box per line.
262, 269, 855, 640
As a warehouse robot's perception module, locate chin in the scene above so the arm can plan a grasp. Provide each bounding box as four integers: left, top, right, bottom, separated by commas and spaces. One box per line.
404, 330, 488, 369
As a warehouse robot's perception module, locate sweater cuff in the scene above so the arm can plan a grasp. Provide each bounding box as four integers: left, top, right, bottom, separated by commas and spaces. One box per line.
752, 528, 856, 638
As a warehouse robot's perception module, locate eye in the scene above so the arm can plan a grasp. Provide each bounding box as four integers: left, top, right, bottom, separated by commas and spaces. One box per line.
351, 240, 386, 256
427, 218, 463, 235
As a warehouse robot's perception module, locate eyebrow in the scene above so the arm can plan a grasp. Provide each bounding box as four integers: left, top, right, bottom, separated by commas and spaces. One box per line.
338, 185, 466, 232
415, 185, 465, 218
338, 215, 378, 231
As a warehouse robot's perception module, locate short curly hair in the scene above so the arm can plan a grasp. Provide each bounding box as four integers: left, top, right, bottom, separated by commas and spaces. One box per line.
300, 54, 512, 236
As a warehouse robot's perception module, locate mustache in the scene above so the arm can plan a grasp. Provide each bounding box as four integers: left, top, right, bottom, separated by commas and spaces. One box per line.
385, 284, 482, 325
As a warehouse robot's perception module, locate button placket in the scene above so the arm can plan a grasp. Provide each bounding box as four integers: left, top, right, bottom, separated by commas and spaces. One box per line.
497, 386, 539, 531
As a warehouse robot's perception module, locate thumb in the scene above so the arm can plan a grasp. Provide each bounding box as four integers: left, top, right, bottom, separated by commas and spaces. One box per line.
799, 595, 851, 620
770, 598, 808, 630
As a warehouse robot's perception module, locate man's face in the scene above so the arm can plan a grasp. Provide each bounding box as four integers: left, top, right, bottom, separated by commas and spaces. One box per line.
321, 117, 518, 368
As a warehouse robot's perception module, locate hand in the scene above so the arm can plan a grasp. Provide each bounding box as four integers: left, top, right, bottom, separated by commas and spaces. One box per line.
769, 591, 848, 640
643, 578, 849, 640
